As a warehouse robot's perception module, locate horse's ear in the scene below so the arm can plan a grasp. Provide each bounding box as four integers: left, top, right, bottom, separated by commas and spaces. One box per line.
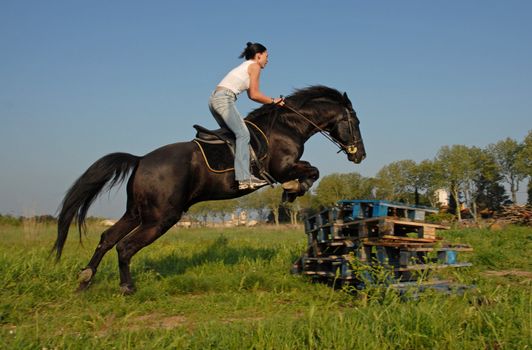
342, 92, 353, 107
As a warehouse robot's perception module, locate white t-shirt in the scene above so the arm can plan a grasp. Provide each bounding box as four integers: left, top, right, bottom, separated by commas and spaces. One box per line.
217, 60, 255, 95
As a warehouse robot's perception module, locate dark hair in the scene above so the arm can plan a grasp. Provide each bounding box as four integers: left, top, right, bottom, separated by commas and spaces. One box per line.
239, 42, 267, 60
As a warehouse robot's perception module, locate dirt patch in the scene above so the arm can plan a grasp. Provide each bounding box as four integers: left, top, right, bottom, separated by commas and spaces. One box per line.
482, 270, 532, 279
482, 270, 532, 278
96, 312, 189, 337
128, 313, 188, 330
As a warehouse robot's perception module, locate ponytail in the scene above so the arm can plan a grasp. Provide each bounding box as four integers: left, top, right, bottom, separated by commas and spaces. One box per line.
239, 42, 267, 60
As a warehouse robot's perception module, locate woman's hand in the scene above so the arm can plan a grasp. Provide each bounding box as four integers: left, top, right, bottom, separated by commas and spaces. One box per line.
272, 97, 285, 106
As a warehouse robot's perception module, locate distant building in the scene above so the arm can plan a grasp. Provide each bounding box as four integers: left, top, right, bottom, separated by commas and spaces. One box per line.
230, 210, 248, 226
435, 189, 449, 207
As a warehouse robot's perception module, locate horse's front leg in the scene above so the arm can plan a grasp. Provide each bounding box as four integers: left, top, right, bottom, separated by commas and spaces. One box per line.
280, 160, 319, 202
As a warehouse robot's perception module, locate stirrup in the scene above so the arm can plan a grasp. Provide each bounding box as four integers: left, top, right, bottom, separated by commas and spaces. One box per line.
238, 176, 268, 190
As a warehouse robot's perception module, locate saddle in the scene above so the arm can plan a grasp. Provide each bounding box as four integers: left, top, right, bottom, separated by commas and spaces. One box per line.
193, 121, 272, 180
193, 125, 235, 147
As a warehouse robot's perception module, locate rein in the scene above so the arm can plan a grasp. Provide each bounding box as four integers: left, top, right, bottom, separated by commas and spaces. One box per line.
281, 103, 360, 155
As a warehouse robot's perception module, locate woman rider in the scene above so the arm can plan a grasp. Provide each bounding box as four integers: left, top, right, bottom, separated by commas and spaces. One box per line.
209, 42, 284, 190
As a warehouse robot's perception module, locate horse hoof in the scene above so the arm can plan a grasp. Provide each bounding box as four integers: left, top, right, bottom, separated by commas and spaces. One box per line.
282, 180, 300, 193
120, 284, 136, 295
75, 268, 94, 292
78, 268, 93, 283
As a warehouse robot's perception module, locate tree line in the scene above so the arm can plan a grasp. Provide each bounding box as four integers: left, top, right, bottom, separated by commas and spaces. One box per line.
1, 131, 529, 226
187, 130, 532, 224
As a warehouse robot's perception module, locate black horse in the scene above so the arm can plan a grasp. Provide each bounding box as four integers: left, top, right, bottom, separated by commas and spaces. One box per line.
54, 85, 366, 294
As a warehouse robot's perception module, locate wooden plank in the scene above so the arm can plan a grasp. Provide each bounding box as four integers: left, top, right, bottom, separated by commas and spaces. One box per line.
400, 247, 474, 252
302, 271, 336, 277
395, 263, 472, 272
305, 223, 344, 235
380, 235, 438, 243
442, 243, 473, 249
383, 218, 449, 230
303, 257, 343, 262
329, 215, 449, 230
363, 241, 432, 248
327, 255, 352, 260
341, 240, 356, 248
340, 216, 448, 229
341, 217, 384, 227
423, 225, 436, 239
441, 245, 473, 251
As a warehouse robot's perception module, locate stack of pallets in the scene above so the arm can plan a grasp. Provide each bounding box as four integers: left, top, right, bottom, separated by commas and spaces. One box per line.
293, 200, 472, 290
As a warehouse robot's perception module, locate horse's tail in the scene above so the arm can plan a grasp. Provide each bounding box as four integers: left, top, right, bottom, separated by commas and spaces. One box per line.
53, 152, 140, 260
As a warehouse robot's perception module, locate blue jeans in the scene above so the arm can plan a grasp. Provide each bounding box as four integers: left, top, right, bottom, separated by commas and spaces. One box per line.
208, 89, 251, 181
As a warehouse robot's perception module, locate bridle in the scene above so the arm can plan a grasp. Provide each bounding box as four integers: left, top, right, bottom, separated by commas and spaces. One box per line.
281, 103, 362, 155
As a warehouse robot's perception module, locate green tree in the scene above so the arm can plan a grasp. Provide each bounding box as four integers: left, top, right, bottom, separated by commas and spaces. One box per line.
374, 159, 456, 208
465, 147, 503, 218
434, 145, 477, 221
313, 173, 374, 208
488, 137, 526, 204
260, 186, 284, 225
414, 159, 441, 207
474, 173, 508, 213
516, 130, 532, 204
282, 192, 313, 225
375, 160, 416, 202
516, 130, 532, 176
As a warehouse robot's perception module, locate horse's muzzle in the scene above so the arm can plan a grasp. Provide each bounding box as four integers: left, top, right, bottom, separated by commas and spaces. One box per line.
347, 151, 366, 164
344, 141, 366, 163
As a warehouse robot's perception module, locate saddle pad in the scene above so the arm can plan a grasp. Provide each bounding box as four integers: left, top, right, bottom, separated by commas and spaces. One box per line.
193, 121, 269, 173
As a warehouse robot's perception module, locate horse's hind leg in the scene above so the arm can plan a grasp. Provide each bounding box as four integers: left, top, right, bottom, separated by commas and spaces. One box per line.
115, 214, 180, 295
77, 212, 140, 291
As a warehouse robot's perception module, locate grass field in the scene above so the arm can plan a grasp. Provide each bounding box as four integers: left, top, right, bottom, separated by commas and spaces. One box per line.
0, 222, 531, 349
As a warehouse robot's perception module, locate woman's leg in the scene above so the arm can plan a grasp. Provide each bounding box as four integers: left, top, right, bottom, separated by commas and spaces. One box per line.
209, 94, 251, 181
222, 105, 251, 181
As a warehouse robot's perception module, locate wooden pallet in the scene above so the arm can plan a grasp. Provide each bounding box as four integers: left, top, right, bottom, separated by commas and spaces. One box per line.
342, 217, 447, 240
338, 200, 438, 222
296, 201, 473, 288
306, 217, 448, 242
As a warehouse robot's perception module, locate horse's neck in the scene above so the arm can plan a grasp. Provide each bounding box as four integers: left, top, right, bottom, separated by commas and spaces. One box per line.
281, 108, 331, 141
266, 111, 314, 142
247, 102, 334, 143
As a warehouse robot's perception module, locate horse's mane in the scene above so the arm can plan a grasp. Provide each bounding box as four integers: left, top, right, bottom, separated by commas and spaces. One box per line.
246, 85, 346, 134
284, 85, 346, 109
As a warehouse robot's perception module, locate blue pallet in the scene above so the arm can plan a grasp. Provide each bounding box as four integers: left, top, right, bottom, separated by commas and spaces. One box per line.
338, 200, 438, 222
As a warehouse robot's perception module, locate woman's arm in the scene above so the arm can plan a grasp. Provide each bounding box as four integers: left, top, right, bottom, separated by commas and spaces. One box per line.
247, 63, 283, 105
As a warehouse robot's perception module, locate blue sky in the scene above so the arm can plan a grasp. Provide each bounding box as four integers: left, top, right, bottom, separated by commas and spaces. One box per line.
1, 0, 531, 218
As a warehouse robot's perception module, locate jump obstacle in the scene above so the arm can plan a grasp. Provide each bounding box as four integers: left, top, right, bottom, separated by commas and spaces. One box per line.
292, 200, 473, 292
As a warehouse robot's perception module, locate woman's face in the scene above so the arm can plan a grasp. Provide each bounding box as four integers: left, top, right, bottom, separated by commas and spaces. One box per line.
256, 51, 269, 68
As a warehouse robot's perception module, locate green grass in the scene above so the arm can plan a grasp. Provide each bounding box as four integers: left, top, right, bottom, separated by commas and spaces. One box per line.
0, 223, 531, 349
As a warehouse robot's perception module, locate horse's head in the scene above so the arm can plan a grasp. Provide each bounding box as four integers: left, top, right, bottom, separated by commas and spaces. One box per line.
247, 85, 366, 164
326, 92, 366, 164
